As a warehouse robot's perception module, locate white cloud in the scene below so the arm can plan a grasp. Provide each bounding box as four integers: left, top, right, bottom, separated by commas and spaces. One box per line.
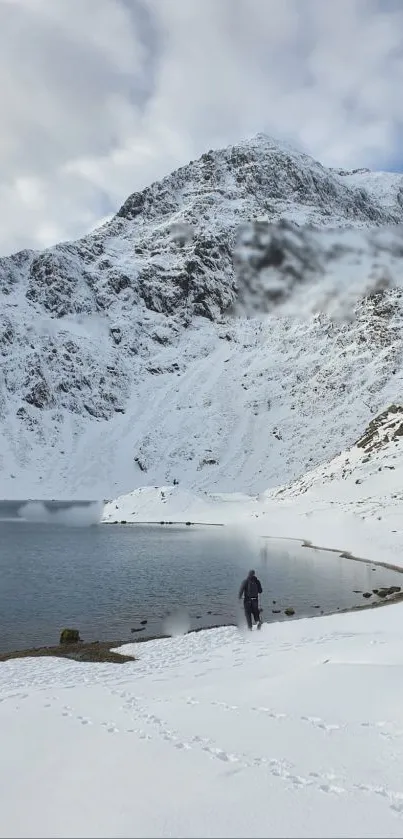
1, 0, 403, 255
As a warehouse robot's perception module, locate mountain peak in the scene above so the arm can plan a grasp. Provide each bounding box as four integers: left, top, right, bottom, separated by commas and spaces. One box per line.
237, 131, 307, 157
1, 135, 403, 498
114, 129, 403, 230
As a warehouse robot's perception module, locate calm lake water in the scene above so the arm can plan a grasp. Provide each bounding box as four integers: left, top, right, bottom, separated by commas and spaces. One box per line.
0, 506, 402, 653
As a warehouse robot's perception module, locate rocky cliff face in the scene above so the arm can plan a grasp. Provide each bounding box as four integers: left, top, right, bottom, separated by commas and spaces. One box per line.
1, 133, 403, 499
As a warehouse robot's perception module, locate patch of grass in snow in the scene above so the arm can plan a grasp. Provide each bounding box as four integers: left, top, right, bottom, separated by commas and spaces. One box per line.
0, 641, 135, 665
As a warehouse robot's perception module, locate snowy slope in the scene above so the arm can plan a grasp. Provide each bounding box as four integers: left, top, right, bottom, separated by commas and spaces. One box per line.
4, 604, 403, 838
271, 403, 403, 504
1, 134, 403, 499
103, 403, 403, 569
333, 166, 403, 218
258, 403, 403, 567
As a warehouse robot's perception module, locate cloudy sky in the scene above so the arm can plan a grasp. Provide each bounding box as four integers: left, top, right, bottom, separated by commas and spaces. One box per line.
1, 0, 402, 256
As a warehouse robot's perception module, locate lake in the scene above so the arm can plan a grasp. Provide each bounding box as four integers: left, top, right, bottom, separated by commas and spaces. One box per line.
0, 508, 402, 654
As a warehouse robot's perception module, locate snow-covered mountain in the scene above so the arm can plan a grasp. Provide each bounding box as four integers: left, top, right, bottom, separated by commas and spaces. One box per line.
1, 133, 403, 500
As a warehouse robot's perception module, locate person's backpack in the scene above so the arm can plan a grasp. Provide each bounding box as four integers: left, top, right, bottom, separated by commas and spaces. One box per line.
245, 577, 259, 599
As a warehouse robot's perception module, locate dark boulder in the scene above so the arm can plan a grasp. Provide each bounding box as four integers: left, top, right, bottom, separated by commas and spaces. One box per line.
60, 628, 81, 644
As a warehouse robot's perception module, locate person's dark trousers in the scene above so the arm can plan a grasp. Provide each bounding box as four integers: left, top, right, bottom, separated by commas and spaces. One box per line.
244, 598, 260, 629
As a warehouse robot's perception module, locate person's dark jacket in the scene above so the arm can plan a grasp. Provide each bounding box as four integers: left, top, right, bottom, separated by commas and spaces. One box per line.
239, 571, 262, 601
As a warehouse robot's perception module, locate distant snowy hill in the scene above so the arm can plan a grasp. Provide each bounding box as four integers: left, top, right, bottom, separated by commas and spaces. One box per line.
1, 133, 403, 499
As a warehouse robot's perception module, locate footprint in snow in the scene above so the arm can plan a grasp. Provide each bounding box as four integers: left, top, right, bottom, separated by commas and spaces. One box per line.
203, 745, 238, 763
101, 721, 119, 734
253, 706, 286, 719
302, 715, 340, 732
319, 783, 345, 795
289, 774, 311, 788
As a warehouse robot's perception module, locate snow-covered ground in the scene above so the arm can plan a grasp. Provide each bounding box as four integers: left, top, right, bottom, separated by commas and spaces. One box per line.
2, 604, 403, 838
1, 406, 403, 837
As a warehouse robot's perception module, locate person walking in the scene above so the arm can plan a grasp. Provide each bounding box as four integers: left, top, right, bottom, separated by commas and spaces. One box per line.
239, 569, 263, 630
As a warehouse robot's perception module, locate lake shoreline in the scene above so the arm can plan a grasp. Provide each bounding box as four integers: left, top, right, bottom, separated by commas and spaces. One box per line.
2, 589, 403, 664
260, 534, 403, 575
2, 521, 402, 664
104, 524, 403, 577
102, 520, 225, 527
0, 639, 136, 665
